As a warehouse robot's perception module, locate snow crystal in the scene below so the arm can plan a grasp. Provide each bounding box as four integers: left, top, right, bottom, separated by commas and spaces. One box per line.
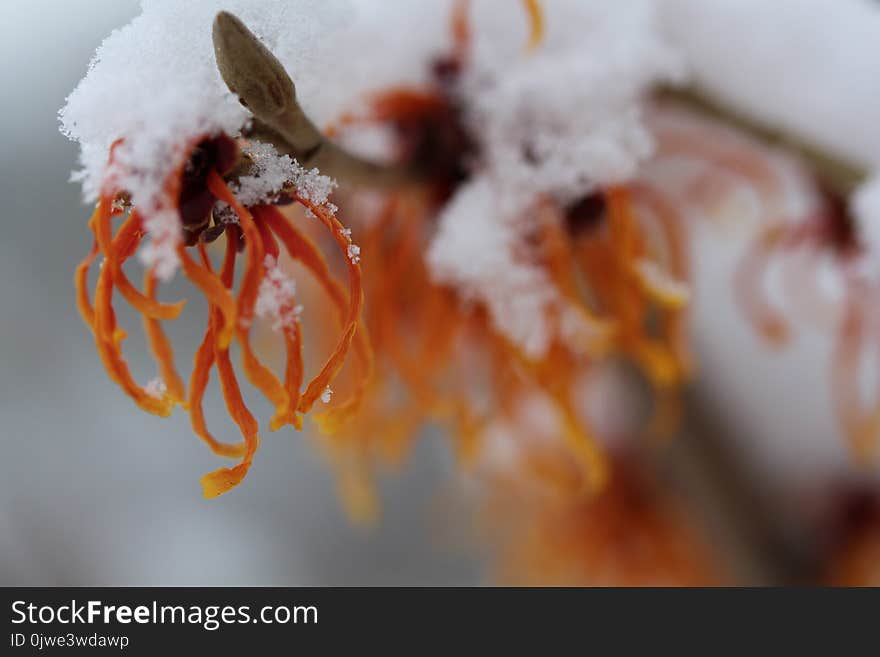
233, 143, 299, 207
346, 243, 361, 265
321, 386, 333, 404
255, 255, 301, 331
212, 201, 238, 225
233, 141, 337, 207
145, 377, 167, 399
138, 208, 183, 281
292, 167, 338, 208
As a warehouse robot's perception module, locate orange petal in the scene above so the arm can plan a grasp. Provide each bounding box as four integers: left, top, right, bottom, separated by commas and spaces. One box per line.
200, 230, 260, 496
260, 204, 370, 417
111, 210, 186, 320
522, 0, 544, 51
205, 178, 292, 429
75, 239, 99, 330
201, 331, 260, 498
188, 318, 247, 460
92, 234, 174, 416
178, 245, 236, 349
143, 269, 187, 404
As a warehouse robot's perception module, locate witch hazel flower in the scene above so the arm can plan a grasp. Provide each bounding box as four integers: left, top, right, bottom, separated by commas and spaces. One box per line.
63, 2, 374, 498
299, 0, 696, 508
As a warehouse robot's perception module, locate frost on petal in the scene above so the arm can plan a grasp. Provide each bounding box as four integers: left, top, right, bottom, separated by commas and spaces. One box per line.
292, 166, 338, 208
138, 208, 182, 281
255, 255, 301, 332
233, 143, 302, 207
321, 386, 333, 404
233, 142, 338, 207
145, 377, 168, 399
428, 177, 561, 359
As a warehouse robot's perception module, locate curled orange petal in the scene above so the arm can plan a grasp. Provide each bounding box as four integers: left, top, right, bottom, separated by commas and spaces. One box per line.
110, 210, 185, 320
91, 220, 175, 417
75, 239, 99, 330
260, 204, 371, 419
200, 345, 260, 497
200, 230, 260, 498
177, 245, 236, 349
523, 0, 544, 51
206, 175, 292, 429
734, 226, 791, 346
189, 234, 249, 461
143, 269, 187, 405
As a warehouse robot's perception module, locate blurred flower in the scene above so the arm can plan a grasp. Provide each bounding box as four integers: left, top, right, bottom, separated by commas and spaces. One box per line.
305, 1, 693, 521
639, 103, 880, 464
469, 400, 722, 585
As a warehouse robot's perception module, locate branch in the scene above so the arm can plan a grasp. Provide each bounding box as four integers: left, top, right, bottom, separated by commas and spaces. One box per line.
657, 86, 867, 197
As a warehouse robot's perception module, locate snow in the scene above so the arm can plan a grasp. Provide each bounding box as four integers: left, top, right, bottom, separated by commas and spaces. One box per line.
429, 0, 681, 357
255, 255, 301, 332
320, 386, 333, 404
60, 0, 354, 279
137, 208, 183, 281
346, 243, 361, 265
464, 0, 683, 208
145, 377, 168, 399
429, 178, 560, 358
233, 141, 337, 208
289, 164, 338, 209
59, 0, 452, 209
60, 0, 350, 204
61, 0, 683, 352
428, 177, 606, 358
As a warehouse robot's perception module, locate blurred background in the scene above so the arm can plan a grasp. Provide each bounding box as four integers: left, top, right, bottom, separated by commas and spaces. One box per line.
2, 0, 877, 586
